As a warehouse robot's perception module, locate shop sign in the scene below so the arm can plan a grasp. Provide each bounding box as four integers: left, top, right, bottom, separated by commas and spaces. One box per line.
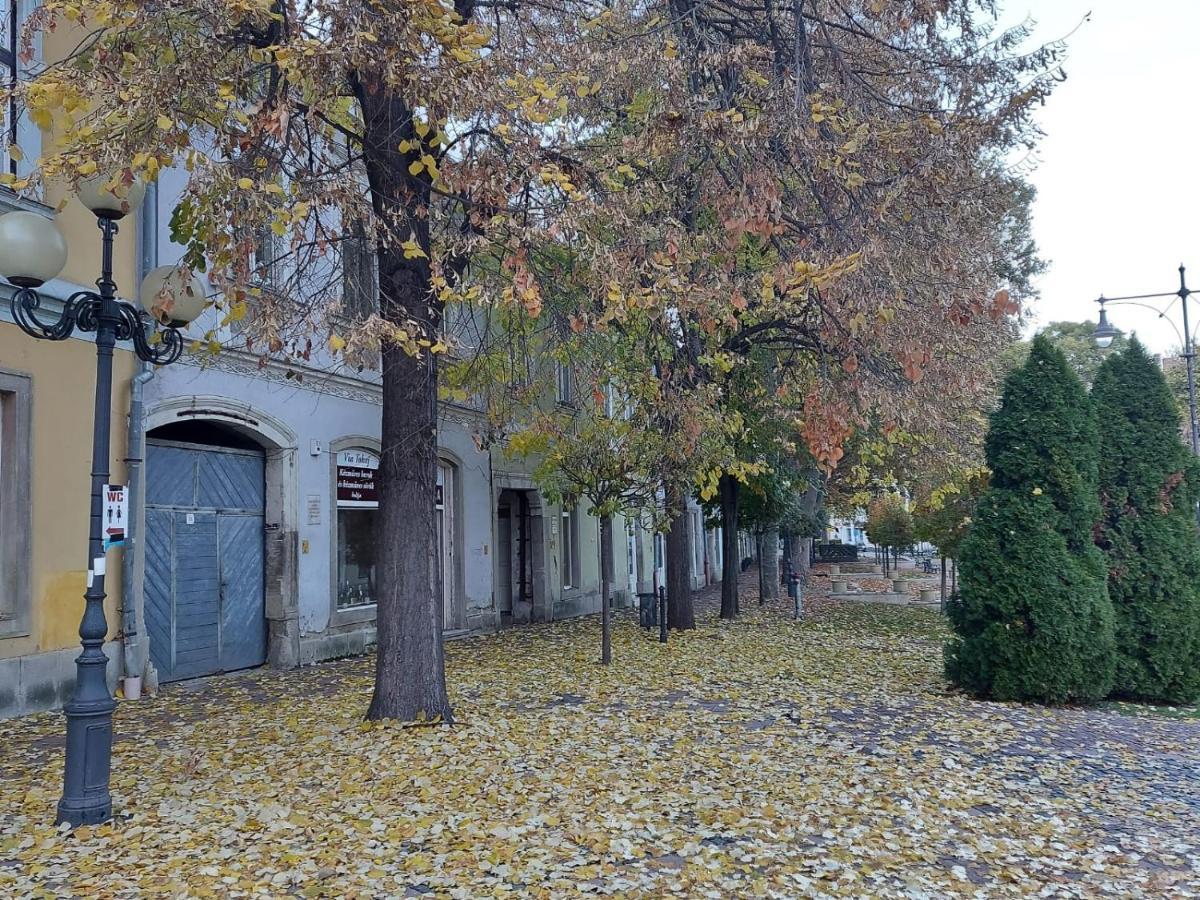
337, 449, 379, 506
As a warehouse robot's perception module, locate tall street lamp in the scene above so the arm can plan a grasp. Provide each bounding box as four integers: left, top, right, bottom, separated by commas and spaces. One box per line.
0, 176, 205, 827
1093, 264, 1200, 455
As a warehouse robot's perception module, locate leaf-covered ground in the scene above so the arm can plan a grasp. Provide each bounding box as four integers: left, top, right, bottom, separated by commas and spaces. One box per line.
3, 573, 1199, 898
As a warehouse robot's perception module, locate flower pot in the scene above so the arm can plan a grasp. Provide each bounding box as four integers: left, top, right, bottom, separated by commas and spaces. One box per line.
892, 578, 907, 592
830, 579, 847, 595
122, 675, 142, 701
828, 564, 840, 575
920, 589, 939, 603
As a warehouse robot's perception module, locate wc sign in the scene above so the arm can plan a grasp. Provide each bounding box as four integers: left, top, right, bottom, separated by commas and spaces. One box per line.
103, 484, 128, 550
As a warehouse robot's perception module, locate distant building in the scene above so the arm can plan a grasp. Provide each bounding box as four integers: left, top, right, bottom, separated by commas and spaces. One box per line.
826, 512, 868, 547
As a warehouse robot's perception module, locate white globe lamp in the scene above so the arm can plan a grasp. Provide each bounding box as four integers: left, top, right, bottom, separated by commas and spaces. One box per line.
0, 211, 68, 287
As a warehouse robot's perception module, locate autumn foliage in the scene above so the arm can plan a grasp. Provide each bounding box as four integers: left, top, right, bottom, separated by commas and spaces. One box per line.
2, 1, 1064, 705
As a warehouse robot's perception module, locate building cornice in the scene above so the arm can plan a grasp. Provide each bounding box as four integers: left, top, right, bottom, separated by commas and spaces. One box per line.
174, 346, 487, 424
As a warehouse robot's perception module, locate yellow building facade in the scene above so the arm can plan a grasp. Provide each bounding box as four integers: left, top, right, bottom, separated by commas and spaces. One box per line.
1, 7, 141, 714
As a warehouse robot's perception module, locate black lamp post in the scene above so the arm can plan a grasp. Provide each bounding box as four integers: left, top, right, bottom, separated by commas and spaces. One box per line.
0, 177, 204, 827
1093, 264, 1200, 455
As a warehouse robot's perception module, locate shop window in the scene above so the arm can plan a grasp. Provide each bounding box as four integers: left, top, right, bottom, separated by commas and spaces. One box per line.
0, 369, 31, 636
335, 448, 378, 609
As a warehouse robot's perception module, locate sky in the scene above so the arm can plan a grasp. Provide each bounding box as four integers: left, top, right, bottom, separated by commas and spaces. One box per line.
1001, 0, 1200, 353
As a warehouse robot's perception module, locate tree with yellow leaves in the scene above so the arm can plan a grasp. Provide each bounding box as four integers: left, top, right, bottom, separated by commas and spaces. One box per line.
4, 0, 636, 722
5, 0, 1056, 717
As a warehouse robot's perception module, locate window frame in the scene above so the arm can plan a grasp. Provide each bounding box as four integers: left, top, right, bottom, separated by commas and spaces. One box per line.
328, 437, 381, 627
3, 1, 20, 179
560, 503, 580, 590
555, 361, 573, 406
0, 368, 32, 638
340, 219, 378, 323
1, 2, 42, 198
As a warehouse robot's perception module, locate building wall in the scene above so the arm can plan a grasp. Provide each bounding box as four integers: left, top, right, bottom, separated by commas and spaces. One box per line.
0, 3, 148, 716
0, 313, 135, 716
138, 356, 498, 675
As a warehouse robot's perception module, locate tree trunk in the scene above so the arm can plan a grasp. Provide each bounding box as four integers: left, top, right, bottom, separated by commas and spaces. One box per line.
797, 536, 812, 575
940, 556, 948, 605
600, 515, 612, 665
761, 525, 780, 600
951, 558, 957, 594
781, 532, 793, 581
718, 474, 740, 619
360, 85, 452, 723
664, 484, 695, 630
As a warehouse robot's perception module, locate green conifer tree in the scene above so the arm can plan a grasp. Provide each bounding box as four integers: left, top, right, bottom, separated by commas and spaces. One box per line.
945, 335, 1116, 703
1093, 338, 1200, 704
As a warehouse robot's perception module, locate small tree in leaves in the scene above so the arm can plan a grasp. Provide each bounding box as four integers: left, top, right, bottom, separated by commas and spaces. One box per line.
945, 335, 1116, 704
913, 469, 989, 603
866, 494, 912, 576
1093, 339, 1200, 704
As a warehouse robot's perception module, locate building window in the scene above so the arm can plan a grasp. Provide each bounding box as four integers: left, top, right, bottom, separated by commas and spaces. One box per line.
0, 369, 31, 636
335, 448, 378, 609
252, 227, 277, 285
561, 503, 579, 589
556, 361, 573, 406
2, 2, 17, 179
341, 219, 377, 321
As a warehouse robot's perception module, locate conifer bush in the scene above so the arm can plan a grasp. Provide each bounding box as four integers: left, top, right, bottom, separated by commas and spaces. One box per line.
1093, 339, 1200, 704
945, 335, 1115, 703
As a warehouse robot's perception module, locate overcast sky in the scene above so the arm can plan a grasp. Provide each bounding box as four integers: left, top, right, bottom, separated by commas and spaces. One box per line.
1001, 1, 1200, 353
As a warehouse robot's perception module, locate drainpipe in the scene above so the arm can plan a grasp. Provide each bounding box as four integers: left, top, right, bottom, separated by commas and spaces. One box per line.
121, 181, 158, 689
122, 363, 154, 682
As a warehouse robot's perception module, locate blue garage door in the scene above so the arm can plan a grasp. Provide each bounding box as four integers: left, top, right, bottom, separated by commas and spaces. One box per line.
145, 439, 266, 682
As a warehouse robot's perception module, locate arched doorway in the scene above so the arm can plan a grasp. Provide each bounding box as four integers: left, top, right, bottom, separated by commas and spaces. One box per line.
144, 420, 267, 682
496, 486, 548, 624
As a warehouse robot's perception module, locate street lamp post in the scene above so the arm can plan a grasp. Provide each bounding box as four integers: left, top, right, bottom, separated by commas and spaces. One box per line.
0, 178, 205, 827
1093, 264, 1200, 456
